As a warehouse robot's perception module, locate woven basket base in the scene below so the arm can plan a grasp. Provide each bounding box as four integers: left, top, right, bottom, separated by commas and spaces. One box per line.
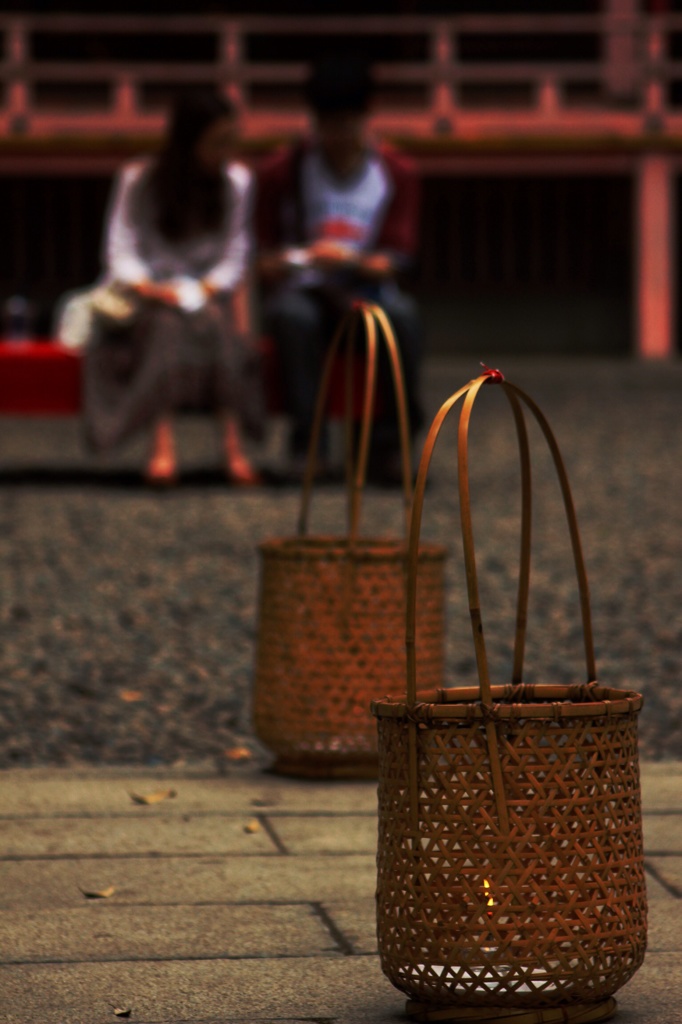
405, 996, 617, 1024
270, 755, 378, 780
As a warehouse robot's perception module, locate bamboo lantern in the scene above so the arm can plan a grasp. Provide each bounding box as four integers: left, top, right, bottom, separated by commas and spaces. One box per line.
372, 369, 646, 1023
253, 302, 446, 778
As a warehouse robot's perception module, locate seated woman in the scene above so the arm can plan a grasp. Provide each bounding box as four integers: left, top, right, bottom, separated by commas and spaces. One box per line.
84, 90, 262, 485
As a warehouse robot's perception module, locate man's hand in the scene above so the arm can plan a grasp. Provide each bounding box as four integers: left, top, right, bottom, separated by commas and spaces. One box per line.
357, 252, 394, 279
259, 242, 357, 279
308, 239, 358, 268
258, 244, 394, 281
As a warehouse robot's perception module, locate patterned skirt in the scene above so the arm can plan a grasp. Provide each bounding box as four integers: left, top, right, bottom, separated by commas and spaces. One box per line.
83, 295, 263, 454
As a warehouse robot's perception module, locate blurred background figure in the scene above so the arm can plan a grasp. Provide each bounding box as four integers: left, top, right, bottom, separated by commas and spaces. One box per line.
83, 90, 262, 486
256, 55, 423, 484
1, 8, 669, 368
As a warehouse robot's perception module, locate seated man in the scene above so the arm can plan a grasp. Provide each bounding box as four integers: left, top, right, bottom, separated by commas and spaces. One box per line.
256, 55, 423, 482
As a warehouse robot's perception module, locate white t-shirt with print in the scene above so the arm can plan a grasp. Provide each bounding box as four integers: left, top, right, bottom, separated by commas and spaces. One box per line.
291, 149, 393, 290
301, 148, 392, 253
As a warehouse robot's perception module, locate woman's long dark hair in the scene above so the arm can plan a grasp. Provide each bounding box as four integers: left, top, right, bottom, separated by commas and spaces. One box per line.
146, 91, 235, 242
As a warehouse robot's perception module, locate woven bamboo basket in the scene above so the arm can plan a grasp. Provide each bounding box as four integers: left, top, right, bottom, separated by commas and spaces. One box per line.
371, 369, 646, 1023
253, 302, 446, 778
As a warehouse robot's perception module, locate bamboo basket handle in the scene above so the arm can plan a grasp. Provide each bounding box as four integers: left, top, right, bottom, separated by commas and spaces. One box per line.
406, 370, 596, 833
297, 301, 413, 541
507, 386, 532, 685
502, 380, 596, 682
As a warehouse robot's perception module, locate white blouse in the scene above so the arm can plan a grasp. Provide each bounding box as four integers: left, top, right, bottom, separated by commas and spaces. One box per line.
104, 158, 253, 294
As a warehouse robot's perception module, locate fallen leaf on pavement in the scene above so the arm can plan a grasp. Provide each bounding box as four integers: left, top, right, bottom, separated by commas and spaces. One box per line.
243, 819, 260, 833
112, 1006, 132, 1017
80, 885, 116, 899
129, 788, 177, 805
118, 689, 143, 702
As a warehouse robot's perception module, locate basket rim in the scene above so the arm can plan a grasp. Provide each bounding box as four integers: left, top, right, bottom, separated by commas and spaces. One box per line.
259, 535, 447, 560
371, 681, 643, 720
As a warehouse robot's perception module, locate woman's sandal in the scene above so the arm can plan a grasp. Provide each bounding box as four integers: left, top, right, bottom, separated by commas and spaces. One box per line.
226, 456, 262, 487
144, 455, 179, 488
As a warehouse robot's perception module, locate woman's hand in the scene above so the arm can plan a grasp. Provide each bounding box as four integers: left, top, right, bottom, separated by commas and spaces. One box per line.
134, 280, 179, 305
201, 280, 219, 300
138, 278, 211, 312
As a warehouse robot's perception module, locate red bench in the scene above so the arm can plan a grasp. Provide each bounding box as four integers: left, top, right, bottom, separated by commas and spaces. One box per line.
0, 341, 82, 415
0, 339, 374, 419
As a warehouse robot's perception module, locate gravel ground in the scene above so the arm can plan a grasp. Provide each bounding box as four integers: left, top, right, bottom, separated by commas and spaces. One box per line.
0, 355, 680, 767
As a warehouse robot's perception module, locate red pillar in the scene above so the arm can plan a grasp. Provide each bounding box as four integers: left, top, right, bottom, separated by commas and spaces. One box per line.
636, 155, 676, 358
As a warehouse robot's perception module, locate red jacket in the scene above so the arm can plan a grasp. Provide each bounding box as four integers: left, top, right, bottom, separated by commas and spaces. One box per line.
255, 140, 420, 263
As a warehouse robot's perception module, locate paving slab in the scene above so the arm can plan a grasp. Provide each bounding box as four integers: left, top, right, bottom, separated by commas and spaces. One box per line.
0, 903, 338, 964
0, 854, 379, 910
644, 902, 682, 954
641, 813, 682, 854
1, 813, 279, 857
639, 763, 682, 813
1, 764, 673, 816
614, 953, 682, 1024
324, 899, 378, 955
647, 854, 682, 894
0, 764, 679, 1024
0, 953, 678, 1024
4, 804, 675, 858
0, 957, 405, 1024
644, 869, 676, 904
270, 814, 378, 856
0, 770, 379, 816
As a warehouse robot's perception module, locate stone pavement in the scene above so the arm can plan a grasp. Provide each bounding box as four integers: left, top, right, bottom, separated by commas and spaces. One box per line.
0, 762, 680, 1024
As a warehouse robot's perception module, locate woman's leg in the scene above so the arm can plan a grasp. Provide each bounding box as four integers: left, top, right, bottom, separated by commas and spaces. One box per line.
221, 411, 262, 485
84, 300, 182, 458
145, 417, 178, 485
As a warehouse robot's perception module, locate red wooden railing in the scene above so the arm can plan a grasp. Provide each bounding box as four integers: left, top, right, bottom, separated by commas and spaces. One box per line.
1, 11, 682, 144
